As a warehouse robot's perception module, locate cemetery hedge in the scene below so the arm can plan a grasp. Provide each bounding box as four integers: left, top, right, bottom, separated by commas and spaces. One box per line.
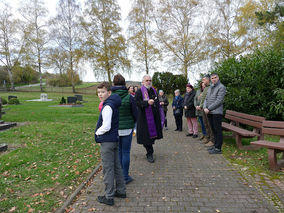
152, 72, 188, 95
210, 48, 284, 121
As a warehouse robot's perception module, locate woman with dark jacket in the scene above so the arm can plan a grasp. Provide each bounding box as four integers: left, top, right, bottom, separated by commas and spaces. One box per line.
112, 74, 137, 184
172, 89, 183, 131
183, 84, 198, 138
158, 90, 169, 130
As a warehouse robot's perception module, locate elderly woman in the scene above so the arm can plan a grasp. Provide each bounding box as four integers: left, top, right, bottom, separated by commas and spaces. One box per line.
172, 89, 184, 131
158, 90, 169, 130
183, 84, 198, 138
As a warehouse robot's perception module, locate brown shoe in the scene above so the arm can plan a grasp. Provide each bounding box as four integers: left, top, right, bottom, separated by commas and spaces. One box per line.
205, 141, 214, 147
202, 138, 209, 144
199, 135, 205, 140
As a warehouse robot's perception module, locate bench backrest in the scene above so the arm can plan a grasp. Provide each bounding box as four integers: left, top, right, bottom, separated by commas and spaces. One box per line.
225, 110, 265, 129
262, 120, 284, 143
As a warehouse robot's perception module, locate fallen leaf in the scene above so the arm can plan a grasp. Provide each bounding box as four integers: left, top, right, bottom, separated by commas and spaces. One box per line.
28, 208, 34, 213
9, 207, 16, 212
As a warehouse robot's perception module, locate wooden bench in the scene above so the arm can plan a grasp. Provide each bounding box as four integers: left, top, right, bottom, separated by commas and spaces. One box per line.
222, 110, 265, 150
251, 120, 284, 170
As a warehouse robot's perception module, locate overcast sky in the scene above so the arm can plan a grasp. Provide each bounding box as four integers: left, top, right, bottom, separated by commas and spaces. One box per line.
5, 0, 203, 84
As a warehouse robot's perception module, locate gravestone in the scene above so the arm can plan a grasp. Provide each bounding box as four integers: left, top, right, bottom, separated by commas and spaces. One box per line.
40, 93, 48, 101
0, 144, 8, 152
75, 95, 83, 101
67, 96, 77, 104
8, 96, 17, 100
0, 97, 17, 131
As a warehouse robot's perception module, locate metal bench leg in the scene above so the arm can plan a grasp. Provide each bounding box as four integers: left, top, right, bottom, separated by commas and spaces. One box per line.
268, 149, 278, 170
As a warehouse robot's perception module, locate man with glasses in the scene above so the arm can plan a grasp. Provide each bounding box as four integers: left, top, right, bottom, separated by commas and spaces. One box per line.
135, 74, 164, 163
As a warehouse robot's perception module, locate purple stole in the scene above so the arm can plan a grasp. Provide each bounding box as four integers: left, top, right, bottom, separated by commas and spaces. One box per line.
141, 86, 165, 138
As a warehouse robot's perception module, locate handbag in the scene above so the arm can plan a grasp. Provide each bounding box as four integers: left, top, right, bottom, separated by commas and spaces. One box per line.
174, 108, 181, 115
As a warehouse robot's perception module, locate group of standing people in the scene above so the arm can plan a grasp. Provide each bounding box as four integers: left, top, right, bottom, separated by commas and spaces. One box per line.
94, 73, 225, 206
171, 74, 226, 154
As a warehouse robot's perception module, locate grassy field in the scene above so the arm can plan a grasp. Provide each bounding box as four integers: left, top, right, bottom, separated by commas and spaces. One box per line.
0, 92, 101, 212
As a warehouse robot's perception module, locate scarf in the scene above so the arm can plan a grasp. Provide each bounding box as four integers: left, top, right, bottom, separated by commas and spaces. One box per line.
141, 86, 165, 138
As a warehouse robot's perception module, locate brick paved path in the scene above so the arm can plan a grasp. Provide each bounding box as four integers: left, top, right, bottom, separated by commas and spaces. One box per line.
71, 115, 279, 213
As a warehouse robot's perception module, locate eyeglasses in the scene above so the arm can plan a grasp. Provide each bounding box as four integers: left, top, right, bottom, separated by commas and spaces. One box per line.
145, 80, 152, 82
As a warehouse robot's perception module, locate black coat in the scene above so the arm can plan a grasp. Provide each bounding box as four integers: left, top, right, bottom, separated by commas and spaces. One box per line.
135, 87, 163, 145
183, 90, 196, 118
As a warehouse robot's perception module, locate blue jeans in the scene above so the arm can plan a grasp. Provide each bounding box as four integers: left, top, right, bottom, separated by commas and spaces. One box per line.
118, 132, 133, 182
198, 116, 207, 136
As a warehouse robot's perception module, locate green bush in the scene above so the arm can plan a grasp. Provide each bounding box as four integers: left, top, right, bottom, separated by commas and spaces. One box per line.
47, 73, 82, 87
60, 97, 66, 104
8, 98, 20, 105
1, 97, 7, 105
152, 72, 188, 95
210, 48, 283, 120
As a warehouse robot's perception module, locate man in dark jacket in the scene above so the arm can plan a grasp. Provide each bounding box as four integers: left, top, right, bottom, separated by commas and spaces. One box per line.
204, 74, 226, 154
135, 74, 163, 163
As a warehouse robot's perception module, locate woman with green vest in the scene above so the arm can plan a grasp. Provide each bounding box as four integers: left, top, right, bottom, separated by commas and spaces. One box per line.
112, 74, 137, 184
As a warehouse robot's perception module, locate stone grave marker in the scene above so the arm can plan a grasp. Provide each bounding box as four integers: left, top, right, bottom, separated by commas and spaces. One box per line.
67, 96, 77, 104
75, 95, 83, 101
40, 93, 48, 101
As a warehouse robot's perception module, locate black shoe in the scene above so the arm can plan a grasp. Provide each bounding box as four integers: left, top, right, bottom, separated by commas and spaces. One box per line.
207, 146, 215, 151
192, 134, 198, 138
208, 148, 222, 154
97, 195, 114, 206
114, 191, 127, 198
125, 176, 134, 185
147, 155, 154, 163
178, 129, 183, 132
174, 128, 179, 131
186, 133, 193, 136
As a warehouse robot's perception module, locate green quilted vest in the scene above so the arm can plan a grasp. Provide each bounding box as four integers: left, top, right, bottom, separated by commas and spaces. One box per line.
112, 89, 135, 130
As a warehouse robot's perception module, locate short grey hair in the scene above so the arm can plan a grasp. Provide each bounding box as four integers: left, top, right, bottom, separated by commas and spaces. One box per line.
142, 74, 151, 81
174, 89, 180, 93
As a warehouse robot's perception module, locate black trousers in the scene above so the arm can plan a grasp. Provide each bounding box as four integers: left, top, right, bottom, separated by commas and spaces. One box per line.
164, 111, 167, 127
207, 114, 223, 149
143, 144, 154, 157
174, 114, 183, 130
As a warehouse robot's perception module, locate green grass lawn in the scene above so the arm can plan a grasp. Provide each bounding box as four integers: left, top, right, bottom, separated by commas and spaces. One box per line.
0, 92, 100, 212
222, 134, 284, 178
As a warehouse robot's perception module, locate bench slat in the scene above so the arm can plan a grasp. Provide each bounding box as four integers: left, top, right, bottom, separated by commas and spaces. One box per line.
263, 128, 284, 137
251, 141, 284, 150
226, 110, 265, 122
263, 120, 284, 129
222, 122, 259, 137
225, 114, 263, 129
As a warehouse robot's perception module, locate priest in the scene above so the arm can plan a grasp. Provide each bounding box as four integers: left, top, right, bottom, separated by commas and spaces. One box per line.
135, 74, 164, 163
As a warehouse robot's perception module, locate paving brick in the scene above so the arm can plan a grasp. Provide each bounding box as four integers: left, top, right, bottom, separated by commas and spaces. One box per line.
70, 116, 281, 212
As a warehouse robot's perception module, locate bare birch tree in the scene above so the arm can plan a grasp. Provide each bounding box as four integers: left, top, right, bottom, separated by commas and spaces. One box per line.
82, 0, 130, 83
155, 0, 208, 78
50, 0, 83, 93
19, 0, 49, 91
0, 3, 24, 90
127, 0, 161, 75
